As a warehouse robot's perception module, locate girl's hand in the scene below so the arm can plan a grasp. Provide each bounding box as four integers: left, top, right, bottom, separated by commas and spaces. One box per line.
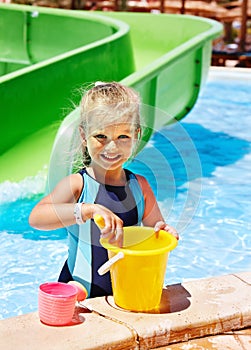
154, 221, 179, 240
91, 205, 124, 247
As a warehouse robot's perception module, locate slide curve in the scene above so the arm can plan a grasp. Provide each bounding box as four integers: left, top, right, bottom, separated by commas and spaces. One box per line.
0, 4, 222, 183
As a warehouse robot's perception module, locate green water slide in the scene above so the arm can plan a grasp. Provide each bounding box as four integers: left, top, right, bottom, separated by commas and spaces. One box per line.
0, 4, 222, 184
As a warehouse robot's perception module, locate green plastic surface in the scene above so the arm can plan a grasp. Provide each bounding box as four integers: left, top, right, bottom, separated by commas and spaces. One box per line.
0, 4, 222, 183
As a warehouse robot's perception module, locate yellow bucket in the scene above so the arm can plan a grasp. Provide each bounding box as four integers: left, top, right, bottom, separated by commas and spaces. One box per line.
100, 226, 178, 312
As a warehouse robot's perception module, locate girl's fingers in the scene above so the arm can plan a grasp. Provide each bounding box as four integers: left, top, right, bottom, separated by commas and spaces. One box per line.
165, 225, 179, 240
97, 214, 124, 247
154, 221, 166, 232
154, 221, 179, 240
109, 227, 123, 247
100, 230, 114, 239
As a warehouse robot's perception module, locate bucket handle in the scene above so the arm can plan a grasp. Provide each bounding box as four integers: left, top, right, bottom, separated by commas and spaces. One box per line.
98, 252, 124, 275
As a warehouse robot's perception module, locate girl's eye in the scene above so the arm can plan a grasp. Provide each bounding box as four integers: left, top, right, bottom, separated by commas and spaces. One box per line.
93, 134, 131, 142
118, 135, 130, 139
95, 134, 107, 140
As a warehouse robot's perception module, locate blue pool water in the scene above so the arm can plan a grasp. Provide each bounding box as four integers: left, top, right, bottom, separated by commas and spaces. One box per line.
1, 68, 251, 319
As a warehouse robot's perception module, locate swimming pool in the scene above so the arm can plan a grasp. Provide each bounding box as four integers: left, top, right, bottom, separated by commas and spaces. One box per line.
1, 68, 251, 320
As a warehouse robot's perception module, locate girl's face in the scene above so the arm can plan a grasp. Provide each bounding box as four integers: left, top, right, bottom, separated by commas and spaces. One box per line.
86, 121, 138, 171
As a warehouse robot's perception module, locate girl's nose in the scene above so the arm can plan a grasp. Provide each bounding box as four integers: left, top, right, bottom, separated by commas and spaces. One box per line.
105, 140, 117, 151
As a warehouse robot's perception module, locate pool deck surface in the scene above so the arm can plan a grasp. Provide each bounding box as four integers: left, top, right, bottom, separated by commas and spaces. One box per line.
0, 271, 250, 349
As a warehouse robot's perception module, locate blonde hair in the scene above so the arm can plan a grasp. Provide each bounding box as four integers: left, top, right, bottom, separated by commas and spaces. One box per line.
72, 82, 141, 169
80, 82, 140, 129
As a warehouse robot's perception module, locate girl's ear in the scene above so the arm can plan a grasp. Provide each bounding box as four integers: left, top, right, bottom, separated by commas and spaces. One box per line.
79, 126, 87, 144
130, 127, 141, 159
137, 127, 141, 141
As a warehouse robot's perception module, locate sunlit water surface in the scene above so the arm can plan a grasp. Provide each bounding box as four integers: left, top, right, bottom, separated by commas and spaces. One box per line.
1, 69, 251, 319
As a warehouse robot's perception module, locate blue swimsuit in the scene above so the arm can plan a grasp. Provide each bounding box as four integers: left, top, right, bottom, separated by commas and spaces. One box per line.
58, 168, 144, 297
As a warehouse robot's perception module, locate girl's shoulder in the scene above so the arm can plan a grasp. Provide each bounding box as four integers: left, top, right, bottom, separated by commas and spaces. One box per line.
135, 174, 150, 190
65, 173, 84, 191
66, 172, 84, 197
49, 173, 84, 202
127, 171, 150, 193
55, 172, 83, 188
130, 172, 155, 200
69, 172, 84, 181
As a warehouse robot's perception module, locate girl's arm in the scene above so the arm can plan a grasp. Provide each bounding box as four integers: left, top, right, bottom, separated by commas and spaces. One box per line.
29, 173, 124, 245
136, 175, 179, 240
29, 174, 86, 230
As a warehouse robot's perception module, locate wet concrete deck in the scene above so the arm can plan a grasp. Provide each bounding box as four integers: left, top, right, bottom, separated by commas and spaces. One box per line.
0, 272, 250, 349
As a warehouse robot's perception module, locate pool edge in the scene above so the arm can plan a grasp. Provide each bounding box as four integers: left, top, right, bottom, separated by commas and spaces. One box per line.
0, 271, 250, 349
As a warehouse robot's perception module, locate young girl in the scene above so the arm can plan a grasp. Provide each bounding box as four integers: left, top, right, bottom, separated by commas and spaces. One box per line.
29, 82, 178, 298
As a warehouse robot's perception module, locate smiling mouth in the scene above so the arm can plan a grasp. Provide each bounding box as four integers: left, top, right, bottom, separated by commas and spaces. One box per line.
101, 153, 121, 162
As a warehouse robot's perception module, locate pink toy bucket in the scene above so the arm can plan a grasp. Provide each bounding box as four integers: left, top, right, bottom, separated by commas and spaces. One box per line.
38, 282, 77, 326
